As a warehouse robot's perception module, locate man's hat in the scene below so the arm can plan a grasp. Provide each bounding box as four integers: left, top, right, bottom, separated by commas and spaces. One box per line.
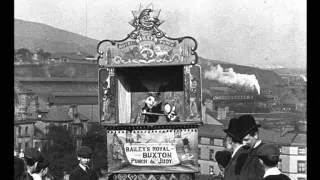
77, 146, 92, 158
223, 117, 245, 141
215, 150, 232, 168
24, 148, 42, 161
224, 115, 260, 140
256, 144, 280, 158
237, 115, 261, 138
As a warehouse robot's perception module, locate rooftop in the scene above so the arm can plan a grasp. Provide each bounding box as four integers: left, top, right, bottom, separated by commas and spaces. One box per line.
50, 52, 91, 60
41, 106, 89, 122
198, 124, 226, 139
198, 123, 306, 146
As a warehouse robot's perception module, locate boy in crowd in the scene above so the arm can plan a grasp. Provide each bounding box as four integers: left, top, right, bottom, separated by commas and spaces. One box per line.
256, 143, 291, 180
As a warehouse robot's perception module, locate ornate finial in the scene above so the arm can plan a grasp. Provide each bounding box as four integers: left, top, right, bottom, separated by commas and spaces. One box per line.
129, 4, 165, 39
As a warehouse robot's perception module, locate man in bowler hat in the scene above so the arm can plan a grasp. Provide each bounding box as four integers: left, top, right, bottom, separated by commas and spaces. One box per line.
256, 144, 290, 180
221, 117, 249, 180
236, 114, 265, 180
69, 146, 98, 180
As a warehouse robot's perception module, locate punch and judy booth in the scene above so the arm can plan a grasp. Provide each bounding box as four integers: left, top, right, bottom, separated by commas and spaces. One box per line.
97, 5, 203, 180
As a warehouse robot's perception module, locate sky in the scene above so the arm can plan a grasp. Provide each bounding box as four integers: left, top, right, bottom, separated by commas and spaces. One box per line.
14, 0, 306, 69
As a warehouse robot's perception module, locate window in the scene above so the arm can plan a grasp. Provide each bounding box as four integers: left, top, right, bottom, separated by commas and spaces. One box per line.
279, 146, 282, 153
297, 161, 306, 173
25, 127, 28, 136
25, 142, 29, 149
209, 149, 214, 160
278, 159, 282, 171
298, 147, 306, 155
18, 127, 22, 136
198, 148, 201, 159
34, 142, 39, 150
18, 143, 22, 151
210, 138, 214, 145
209, 166, 214, 175
214, 138, 224, 147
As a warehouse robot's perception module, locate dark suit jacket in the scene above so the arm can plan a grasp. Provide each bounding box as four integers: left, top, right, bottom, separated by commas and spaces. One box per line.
239, 142, 265, 180
69, 165, 98, 180
18, 172, 34, 180
224, 146, 248, 180
263, 174, 291, 180
14, 157, 25, 180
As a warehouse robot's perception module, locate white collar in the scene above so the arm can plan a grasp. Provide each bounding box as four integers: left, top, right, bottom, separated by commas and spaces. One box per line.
253, 140, 262, 149
79, 164, 87, 171
264, 167, 281, 178
31, 173, 42, 180
231, 144, 244, 158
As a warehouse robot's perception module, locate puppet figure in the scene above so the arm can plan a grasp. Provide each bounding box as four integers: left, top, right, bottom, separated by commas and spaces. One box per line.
140, 93, 164, 123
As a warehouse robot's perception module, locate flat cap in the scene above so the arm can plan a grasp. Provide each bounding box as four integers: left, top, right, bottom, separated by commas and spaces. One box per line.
256, 144, 280, 157
77, 146, 92, 158
24, 148, 42, 161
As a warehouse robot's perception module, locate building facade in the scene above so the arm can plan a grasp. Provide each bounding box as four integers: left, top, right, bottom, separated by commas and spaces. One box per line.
197, 124, 307, 180
14, 78, 99, 153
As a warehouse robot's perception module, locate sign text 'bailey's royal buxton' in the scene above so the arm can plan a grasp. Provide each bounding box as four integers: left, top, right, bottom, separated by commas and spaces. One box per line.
124, 143, 180, 166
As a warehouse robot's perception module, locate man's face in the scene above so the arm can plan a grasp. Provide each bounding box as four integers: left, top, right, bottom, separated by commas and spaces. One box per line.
78, 157, 91, 166
224, 135, 232, 150
242, 133, 258, 148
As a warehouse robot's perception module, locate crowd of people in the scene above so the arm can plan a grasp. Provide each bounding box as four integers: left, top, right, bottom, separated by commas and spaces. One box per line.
214, 115, 291, 180
14, 146, 99, 180
14, 148, 50, 180
15, 114, 291, 180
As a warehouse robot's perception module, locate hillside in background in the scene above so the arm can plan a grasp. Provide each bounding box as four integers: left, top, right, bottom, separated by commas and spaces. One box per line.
14, 19, 99, 55
270, 68, 306, 76
198, 57, 285, 95
14, 19, 287, 96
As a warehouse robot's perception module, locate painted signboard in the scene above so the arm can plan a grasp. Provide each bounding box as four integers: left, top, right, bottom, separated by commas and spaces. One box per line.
106, 128, 198, 173
124, 143, 180, 166
97, 6, 197, 67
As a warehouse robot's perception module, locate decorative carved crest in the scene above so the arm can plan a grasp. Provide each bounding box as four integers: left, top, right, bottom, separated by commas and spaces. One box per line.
129, 4, 165, 39
97, 4, 198, 67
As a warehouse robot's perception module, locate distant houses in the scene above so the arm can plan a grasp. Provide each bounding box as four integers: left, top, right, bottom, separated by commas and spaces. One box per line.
14, 77, 99, 154
15, 50, 98, 65
198, 123, 306, 180
49, 51, 98, 63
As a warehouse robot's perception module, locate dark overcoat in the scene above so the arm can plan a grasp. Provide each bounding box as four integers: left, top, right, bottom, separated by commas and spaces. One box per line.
224, 147, 248, 180
239, 142, 265, 180
69, 165, 98, 180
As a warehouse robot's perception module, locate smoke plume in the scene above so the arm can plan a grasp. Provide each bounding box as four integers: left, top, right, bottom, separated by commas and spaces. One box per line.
204, 64, 261, 94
